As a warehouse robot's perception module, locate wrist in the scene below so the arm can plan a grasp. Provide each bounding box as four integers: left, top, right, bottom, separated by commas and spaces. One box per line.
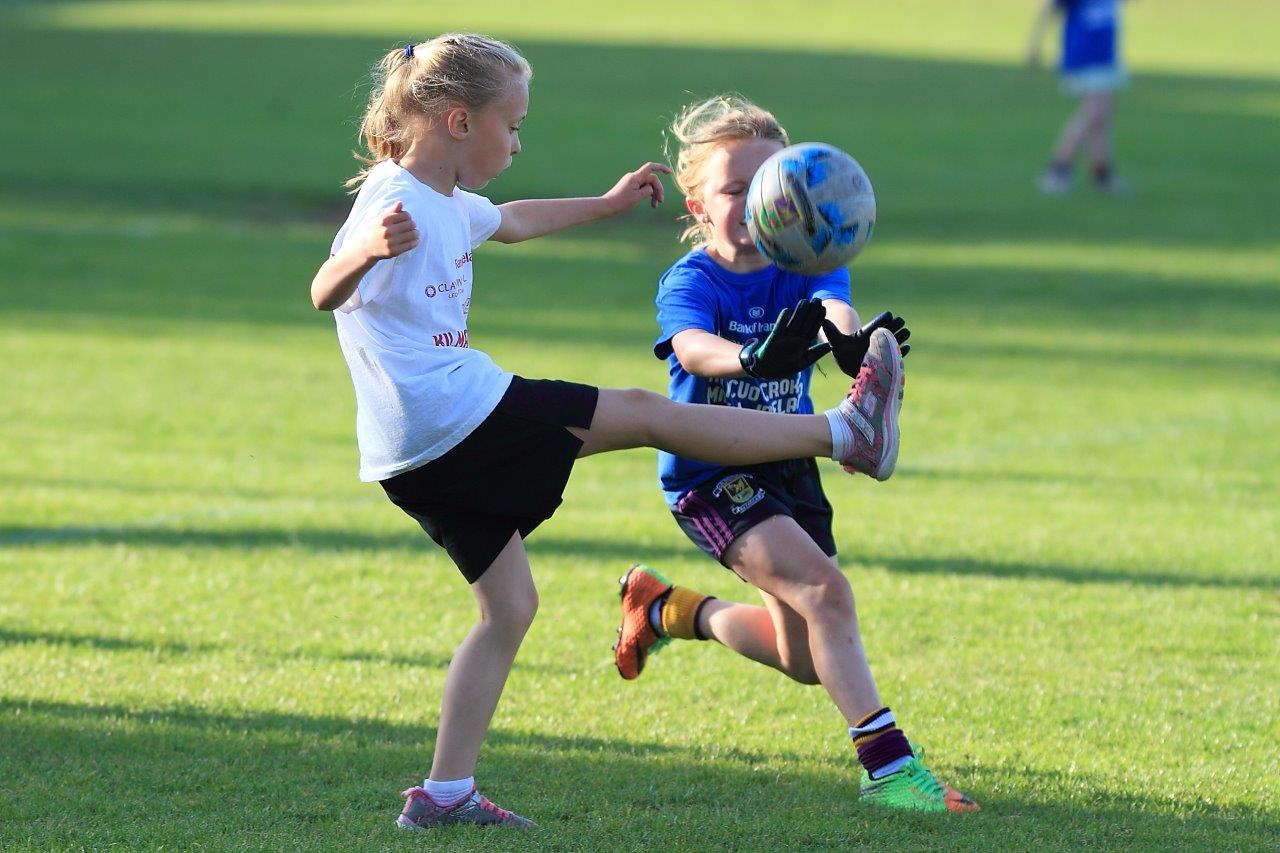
349, 242, 384, 268
598, 194, 625, 218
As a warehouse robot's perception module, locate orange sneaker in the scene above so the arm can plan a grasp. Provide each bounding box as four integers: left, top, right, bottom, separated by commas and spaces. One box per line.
613, 564, 673, 680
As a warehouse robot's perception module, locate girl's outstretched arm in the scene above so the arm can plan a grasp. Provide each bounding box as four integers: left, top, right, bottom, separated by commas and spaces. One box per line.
673, 300, 863, 379
671, 328, 752, 378
491, 162, 671, 243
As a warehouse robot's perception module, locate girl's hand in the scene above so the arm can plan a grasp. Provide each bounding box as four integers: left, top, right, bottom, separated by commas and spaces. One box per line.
358, 201, 419, 260
602, 162, 672, 213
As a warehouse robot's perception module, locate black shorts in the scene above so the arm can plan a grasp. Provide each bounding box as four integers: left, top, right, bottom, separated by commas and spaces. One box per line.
671, 459, 836, 569
380, 376, 599, 583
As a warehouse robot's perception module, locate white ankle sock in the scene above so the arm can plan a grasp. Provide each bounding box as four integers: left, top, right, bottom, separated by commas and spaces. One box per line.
424, 776, 474, 806
824, 408, 856, 462
872, 755, 914, 778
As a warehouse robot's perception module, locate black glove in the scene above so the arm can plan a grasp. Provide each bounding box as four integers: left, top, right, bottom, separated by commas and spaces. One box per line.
738, 298, 828, 380
819, 311, 911, 378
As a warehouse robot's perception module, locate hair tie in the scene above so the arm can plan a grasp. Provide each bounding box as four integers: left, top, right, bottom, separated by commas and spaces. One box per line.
403, 43, 415, 60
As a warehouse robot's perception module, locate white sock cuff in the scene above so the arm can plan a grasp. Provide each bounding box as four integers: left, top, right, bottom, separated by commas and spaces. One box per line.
425, 776, 475, 806
848, 708, 896, 739
825, 408, 855, 462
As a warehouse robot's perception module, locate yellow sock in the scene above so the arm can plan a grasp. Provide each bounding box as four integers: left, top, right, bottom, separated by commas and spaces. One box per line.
660, 586, 713, 640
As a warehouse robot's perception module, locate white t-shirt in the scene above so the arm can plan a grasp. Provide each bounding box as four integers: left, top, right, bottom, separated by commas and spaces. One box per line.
330, 159, 511, 481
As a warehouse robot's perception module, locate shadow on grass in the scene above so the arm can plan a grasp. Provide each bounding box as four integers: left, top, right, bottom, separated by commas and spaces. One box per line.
10, 229, 1279, 388
1, 523, 1272, 591
857, 554, 1276, 591
4, 23, 1276, 384
0, 523, 690, 564
0, 473, 309, 503
0, 626, 221, 657
0, 626, 565, 674
2, 23, 1278, 246
0, 697, 1273, 849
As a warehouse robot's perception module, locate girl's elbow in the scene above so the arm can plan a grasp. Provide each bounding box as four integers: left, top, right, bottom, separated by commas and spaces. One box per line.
311, 286, 338, 312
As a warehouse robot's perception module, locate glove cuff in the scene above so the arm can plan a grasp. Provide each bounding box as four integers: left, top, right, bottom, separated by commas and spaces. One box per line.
738, 345, 762, 378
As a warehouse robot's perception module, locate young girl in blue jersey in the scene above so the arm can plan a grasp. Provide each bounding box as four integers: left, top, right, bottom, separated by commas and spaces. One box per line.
1028, 0, 1129, 194
611, 95, 978, 814
312, 38, 905, 830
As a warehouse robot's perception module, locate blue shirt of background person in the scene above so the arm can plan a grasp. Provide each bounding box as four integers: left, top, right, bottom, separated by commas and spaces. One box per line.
653, 248, 852, 505
1056, 0, 1119, 71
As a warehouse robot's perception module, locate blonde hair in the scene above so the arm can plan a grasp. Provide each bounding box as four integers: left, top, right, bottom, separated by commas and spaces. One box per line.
667, 94, 789, 245
347, 33, 532, 188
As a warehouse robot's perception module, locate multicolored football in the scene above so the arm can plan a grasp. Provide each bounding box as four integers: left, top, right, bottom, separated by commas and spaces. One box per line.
745, 142, 876, 275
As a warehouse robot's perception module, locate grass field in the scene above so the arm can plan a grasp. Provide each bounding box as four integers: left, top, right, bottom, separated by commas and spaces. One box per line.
1, 1, 1277, 849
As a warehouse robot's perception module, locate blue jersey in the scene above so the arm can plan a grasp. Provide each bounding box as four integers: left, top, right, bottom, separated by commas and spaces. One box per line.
653, 249, 852, 506
1057, 0, 1120, 72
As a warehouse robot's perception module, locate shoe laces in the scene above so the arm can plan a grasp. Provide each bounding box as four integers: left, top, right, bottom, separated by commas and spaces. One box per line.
849, 351, 886, 409
906, 761, 946, 799
849, 361, 875, 402
475, 794, 514, 821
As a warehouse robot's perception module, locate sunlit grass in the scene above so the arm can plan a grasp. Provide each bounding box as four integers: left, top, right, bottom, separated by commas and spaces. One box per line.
1, 1, 1278, 849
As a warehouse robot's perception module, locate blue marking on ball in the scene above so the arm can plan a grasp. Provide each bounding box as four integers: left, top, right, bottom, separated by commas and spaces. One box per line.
810, 228, 832, 255
831, 222, 859, 246
806, 153, 830, 186
817, 201, 844, 228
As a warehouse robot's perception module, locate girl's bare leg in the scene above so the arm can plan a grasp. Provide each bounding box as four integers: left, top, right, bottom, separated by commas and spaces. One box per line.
1053, 90, 1111, 166
429, 532, 538, 781
695, 514, 883, 724
1085, 90, 1115, 170
570, 388, 831, 461
1052, 96, 1094, 165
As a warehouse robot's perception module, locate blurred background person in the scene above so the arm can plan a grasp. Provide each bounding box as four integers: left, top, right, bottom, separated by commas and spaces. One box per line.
1027, 0, 1130, 195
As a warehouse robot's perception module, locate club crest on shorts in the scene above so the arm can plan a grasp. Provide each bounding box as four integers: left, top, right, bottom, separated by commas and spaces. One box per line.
714, 474, 766, 514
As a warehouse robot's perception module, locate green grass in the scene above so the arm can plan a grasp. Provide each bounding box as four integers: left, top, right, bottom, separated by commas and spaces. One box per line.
1, 2, 1277, 850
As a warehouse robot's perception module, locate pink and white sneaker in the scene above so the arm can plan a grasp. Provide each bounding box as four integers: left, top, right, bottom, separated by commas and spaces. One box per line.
396, 786, 535, 829
835, 327, 904, 481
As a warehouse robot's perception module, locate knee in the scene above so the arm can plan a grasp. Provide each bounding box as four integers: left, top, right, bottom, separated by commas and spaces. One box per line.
618, 386, 669, 411
614, 387, 671, 444
485, 586, 539, 641
785, 564, 855, 624
509, 586, 539, 634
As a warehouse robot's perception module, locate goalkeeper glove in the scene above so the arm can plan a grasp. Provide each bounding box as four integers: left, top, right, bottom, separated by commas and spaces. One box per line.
819, 311, 911, 378
738, 298, 829, 380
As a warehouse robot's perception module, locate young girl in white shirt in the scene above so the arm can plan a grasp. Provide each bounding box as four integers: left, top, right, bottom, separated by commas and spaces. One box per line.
311, 34, 903, 830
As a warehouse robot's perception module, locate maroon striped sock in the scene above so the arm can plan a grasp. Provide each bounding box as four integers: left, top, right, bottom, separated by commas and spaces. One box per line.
855, 728, 913, 778
850, 707, 915, 779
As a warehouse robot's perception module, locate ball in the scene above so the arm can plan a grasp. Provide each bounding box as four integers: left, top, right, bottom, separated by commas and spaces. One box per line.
745, 142, 876, 275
